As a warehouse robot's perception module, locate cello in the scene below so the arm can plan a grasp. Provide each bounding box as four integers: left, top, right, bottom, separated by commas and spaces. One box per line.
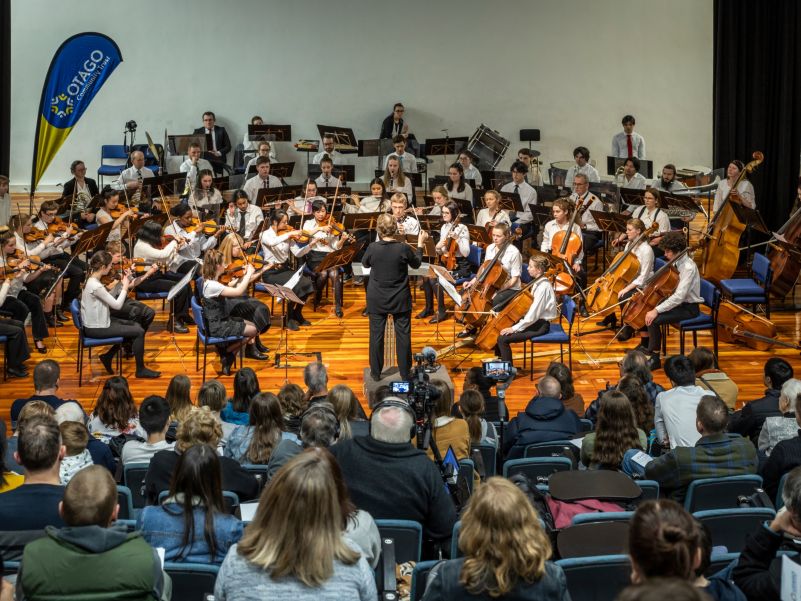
456, 232, 516, 328
768, 203, 801, 298
473, 278, 544, 351
622, 246, 695, 330
716, 300, 801, 351
586, 223, 658, 315
545, 199, 585, 294
700, 151, 763, 284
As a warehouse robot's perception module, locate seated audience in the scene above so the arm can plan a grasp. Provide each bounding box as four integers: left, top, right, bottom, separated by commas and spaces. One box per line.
624, 396, 758, 502
121, 395, 175, 465
165, 373, 194, 424
422, 477, 569, 601
617, 374, 655, 434
58, 421, 93, 485
278, 382, 306, 436
695, 521, 747, 601
88, 376, 145, 444
547, 361, 585, 415
617, 579, 714, 601
328, 384, 369, 439
689, 347, 739, 410
145, 407, 259, 505
304, 361, 330, 405
758, 379, 801, 456
17, 465, 171, 601
0, 415, 65, 560
504, 376, 582, 459
198, 380, 236, 445
214, 450, 377, 601
267, 402, 340, 480
10, 359, 79, 424
0, 421, 22, 494
734, 465, 801, 600
5, 400, 55, 474
55, 401, 116, 474
655, 356, 708, 449
427, 381, 471, 462
459, 390, 498, 449
221, 367, 260, 426
330, 397, 457, 558
729, 357, 794, 444
581, 391, 646, 470
225, 392, 288, 465
458, 367, 500, 421
760, 390, 801, 501
139, 443, 243, 565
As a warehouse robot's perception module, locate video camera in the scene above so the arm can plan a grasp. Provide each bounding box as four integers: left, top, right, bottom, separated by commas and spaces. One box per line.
390, 347, 442, 447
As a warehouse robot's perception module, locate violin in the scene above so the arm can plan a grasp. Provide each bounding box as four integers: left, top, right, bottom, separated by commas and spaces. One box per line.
184, 217, 224, 236
107, 206, 140, 219
47, 217, 82, 237
440, 214, 461, 272
23, 229, 46, 243
8, 250, 54, 273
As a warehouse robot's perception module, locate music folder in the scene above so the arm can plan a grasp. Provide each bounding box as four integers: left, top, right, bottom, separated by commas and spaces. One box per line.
316, 125, 358, 153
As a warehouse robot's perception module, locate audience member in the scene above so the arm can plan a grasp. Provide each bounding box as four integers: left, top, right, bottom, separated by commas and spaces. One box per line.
734, 465, 801, 600
88, 376, 145, 443
729, 357, 794, 444
0, 421, 22, 494
758, 379, 801, 456
427, 380, 471, 462
457, 367, 500, 421
624, 396, 758, 501
165, 374, 194, 423
58, 421, 93, 485
616, 579, 712, 601
214, 450, 376, 600
504, 376, 582, 459
369, 384, 393, 409
0, 415, 65, 560
55, 401, 116, 474
689, 347, 739, 410
221, 367, 260, 426
198, 380, 235, 445
695, 521, 747, 601
422, 477, 569, 600
304, 361, 329, 405
10, 360, 80, 424
139, 443, 243, 565
145, 408, 258, 505
278, 382, 306, 435
760, 391, 801, 500
267, 402, 340, 480
328, 384, 369, 439
655, 356, 707, 449
330, 397, 457, 558
5, 401, 56, 474
459, 389, 499, 449
17, 465, 171, 600
581, 391, 646, 470
225, 392, 288, 465
617, 374, 655, 433
584, 350, 664, 423
121, 395, 175, 465
547, 361, 584, 415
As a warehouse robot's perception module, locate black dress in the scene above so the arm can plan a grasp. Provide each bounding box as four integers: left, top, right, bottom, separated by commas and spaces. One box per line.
202, 280, 246, 338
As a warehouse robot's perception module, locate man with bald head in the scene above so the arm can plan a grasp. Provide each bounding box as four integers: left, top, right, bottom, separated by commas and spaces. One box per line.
330, 397, 457, 558
503, 375, 583, 459
16, 465, 171, 600
113, 149, 156, 191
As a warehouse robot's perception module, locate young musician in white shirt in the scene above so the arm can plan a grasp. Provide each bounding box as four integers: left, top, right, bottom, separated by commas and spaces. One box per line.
541, 198, 585, 291
501, 160, 537, 246
300, 199, 347, 317
244, 141, 277, 174
286, 180, 325, 217
416, 185, 449, 217
315, 156, 341, 190
564, 146, 600, 188
390, 193, 420, 237
616, 188, 671, 257
714, 159, 756, 212
611, 114, 646, 159
382, 135, 417, 173
458, 151, 482, 188
382, 156, 413, 202
346, 179, 388, 214
445, 162, 473, 206
191, 169, 223, 220
619, 157, 648, 189
475, 189, 511, 229
243, 156, 282, 203
225, 189, 265, 240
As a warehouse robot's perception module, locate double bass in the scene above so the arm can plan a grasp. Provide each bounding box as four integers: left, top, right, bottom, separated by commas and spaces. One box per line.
768, 204, 801, 298
700, 151, 763, 283
586, 223, 658, 315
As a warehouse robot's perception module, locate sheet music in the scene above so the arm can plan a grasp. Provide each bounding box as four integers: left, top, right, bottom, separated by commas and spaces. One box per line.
438, 275, 462, 307
284, 266, 304, 291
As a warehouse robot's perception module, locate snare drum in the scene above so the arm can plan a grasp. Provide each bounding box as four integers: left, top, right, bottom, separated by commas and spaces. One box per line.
466, 124, 510, 170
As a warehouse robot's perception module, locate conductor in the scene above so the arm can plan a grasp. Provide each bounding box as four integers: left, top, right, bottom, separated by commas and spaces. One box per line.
363, 213, 429, 381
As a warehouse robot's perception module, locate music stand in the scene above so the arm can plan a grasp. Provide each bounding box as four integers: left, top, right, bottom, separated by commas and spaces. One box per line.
262, 283, 318, 375
533, 184, 571, 205
592, 211, 628, 236
343, 212, 383, 233
425, 136, 469, 177
427, 263, 459, 343
529, 205, 553, 230
71, 221, 113, 255
309, 164, 356, 183
589, 181, 621, 211
151, 264, 198, 366
620, 189, 646, 211
168, 135, 206, 156
481, 170, 513, 190
730, 204, 770, 267
606, 156, 654, 179
314, 243, 363, 323
269, 162, 295, 182
467, 224, 491, 246
316, 125, 358, 154
358, 139, 388, 170
498, 191, 523, 213
248, 124, 292, 143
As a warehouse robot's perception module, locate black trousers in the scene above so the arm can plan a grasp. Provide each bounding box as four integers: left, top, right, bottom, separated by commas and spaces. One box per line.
0, 319, 30, 368
110, 299, 156, 333
581, 230, 602, 269
2, 291, 48, 341
84, 318, 147, 371
43, 253, 87, 308
496, 318, 550, 364
228, 298, 271, 334
642, 302, 700, 354
492, 288, 519, 312
135, 272, 191, 321
369, 311, 412, 380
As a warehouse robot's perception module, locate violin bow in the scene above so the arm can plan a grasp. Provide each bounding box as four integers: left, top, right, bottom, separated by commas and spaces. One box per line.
157, 185, 186, 247
15, 201, 32, 261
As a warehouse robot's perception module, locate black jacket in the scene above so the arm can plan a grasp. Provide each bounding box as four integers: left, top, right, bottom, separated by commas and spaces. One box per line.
732, 523, 784, 601
62, 177, 99, 200
192, 125, 232, 162
380, 115, 404, 140
760, 431, 801, 501
504, 396, 582, 459
330, 436, 457, 555
363, 240, 422, 314
729, 389, 782, 445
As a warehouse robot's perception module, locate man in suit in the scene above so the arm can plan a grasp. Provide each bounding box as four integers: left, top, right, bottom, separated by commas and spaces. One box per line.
193, 111, 231, 174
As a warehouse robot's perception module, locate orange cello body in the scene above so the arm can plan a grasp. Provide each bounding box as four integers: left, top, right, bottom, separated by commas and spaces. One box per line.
701, 151, 764, 284
457, 237, 515, 329
769, 204, 801, 298
473, 281, 537, 351
716, 300, 777, 351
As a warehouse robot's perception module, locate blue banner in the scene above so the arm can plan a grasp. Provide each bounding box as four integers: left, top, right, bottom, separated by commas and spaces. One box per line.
31, 32, 123, 192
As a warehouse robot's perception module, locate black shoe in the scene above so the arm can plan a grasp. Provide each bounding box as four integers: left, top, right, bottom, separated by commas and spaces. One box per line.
298, 317, 311, 326
56, 308, 70, 322
597, 314, 617, 328
579, 304, 589, 318
7, 366, 28, 378
335, 307, 344, 318
34, 340, 47, 354
286, 319, 300, 331
361, 308, 369, 317
220, 352, 234, 376
99, 351, 115, 375
136, 367, 161, 379
254, 338, 269, 353
456, 328, 474, 339
647, 354, 662, 371
181, 314, 195, 326
429, 313, 447, 324
245, 346, 268, 361
168, 320, 189, 334
123, 345, 135, 359
615, 325, 634, 342
46, 315, 64, 328
416, 309, 434, 319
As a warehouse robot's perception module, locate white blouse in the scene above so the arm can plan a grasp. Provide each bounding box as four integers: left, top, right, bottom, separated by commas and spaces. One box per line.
81, 277, 127, 329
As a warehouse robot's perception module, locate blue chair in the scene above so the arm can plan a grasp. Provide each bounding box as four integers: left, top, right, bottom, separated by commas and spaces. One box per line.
458, 458, 475, 495
524, 294, 576, 380
123, 462, 150, 509
190, 297, 246, 383
116, 485, 135, 520
97, 144, 129, 186
450, 520, 462, 558
158, 490, 240, 514
719, 252, 773, 318
69, 299, 124, 386
556, 554, 631, 601
693, 507, 776, 553
579, 418, 594, 432
374, 519, 423, 564
164, 562, 219, 600
669, 278, 720, 358
523, 441, 579, 469
684, 474, 764, 512
134, 289, 169, 310
502, 456, 573, 485
410, 560, 439, 601
2, 561, 19, 576
454, 244, 484, 286
635, 480, 660, 501
706, 551, 740, 577
571, 511, 634, 526
472, 442, 497, 477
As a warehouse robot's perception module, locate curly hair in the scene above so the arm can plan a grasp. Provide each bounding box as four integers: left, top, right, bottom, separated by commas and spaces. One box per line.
617, 375, 655, 433
592, 390, 642, 468
175, 407, 222, 453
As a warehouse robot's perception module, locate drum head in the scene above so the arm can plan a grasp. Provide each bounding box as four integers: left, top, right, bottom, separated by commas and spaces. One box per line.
467, 124, 510, 169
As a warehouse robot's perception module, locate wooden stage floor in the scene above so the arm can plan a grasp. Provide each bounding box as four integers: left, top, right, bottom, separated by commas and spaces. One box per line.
1, 281, 800, 428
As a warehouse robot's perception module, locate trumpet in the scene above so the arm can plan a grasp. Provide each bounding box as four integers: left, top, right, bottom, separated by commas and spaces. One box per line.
614, 164, 626, 186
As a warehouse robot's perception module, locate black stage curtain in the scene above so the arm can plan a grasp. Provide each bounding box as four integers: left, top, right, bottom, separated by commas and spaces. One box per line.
714, 0, 801, 231
0, 0, 9, 177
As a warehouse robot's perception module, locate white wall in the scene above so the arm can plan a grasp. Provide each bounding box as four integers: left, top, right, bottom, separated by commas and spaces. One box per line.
10, 0, 714, 190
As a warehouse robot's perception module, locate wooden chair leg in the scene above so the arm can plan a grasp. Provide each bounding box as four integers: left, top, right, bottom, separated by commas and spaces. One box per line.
679, 330, 685, 355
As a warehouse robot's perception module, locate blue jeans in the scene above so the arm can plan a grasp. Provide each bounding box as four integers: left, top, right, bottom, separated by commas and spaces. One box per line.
621, 448, 653, 478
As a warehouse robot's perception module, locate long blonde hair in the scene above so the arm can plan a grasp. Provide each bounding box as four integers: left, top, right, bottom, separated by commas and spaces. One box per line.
218, 232, 245, 265
237, 449, 360, 586
459, 477, 552, 596
382, 157, 406, 187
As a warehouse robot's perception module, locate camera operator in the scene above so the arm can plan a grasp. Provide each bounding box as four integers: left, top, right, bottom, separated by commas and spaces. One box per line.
329, 397, 457, 559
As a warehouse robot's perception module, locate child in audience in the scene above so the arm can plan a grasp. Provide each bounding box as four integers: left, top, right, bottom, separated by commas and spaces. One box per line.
547, 362, 584, 414
458, 389, 498, 449
58, 421, 93, 485
121, 396, 175, 466
225, 392, 288, 465
166, 374, 194, 423
222, 367, 260, 426
198, 380, 236, 445
581, 391, 646, 470
88, 376, 145, 443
